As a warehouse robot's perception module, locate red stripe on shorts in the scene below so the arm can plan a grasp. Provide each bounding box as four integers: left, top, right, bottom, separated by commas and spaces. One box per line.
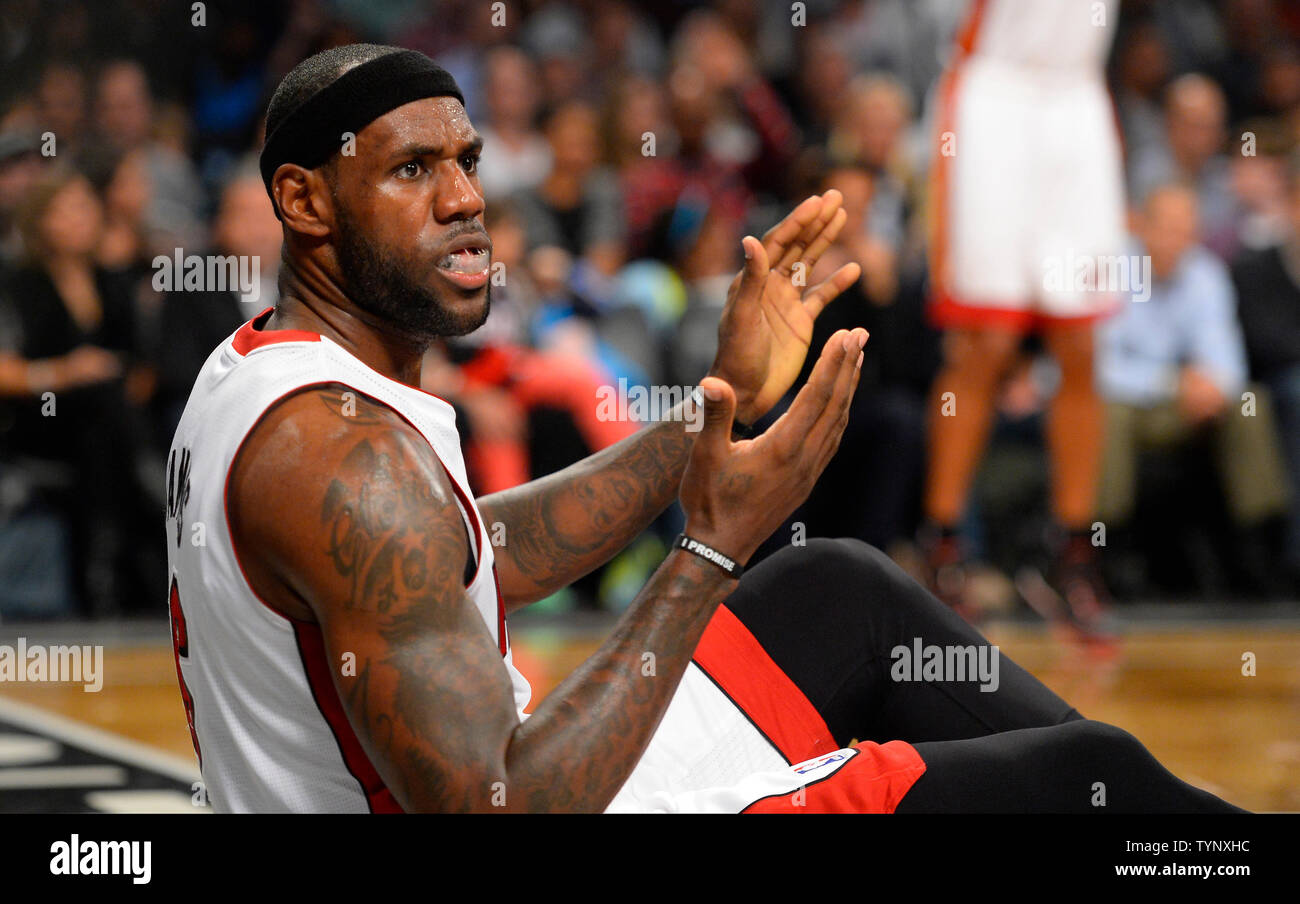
741, 744, 928, 814
692, 604, 927, 813
692, 604, 839, 763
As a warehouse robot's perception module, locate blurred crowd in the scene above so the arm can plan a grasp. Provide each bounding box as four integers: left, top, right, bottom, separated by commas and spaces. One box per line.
0, 0, 1299, 619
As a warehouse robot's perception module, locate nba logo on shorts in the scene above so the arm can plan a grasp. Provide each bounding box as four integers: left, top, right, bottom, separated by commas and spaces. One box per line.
793, 752, 848, 775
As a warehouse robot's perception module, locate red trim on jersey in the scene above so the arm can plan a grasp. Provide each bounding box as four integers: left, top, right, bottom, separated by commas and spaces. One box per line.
492, 564, 507, 656
439, 455, 486, 589
740, 743, 927, 814
292, 620, 404, 814
168, 578, 203, 768
231, 307, 321, 355
955, 0, 990, 56
691, 604, 839, 763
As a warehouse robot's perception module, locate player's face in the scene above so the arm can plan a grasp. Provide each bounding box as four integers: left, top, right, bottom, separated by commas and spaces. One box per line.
329, 96, 491, 340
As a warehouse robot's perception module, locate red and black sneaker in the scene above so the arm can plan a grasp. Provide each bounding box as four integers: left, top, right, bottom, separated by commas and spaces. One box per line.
1017, 530, 1118, 649
919, 524, 979, 623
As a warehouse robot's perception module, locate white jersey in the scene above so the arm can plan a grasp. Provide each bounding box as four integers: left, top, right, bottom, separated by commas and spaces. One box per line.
956, 0, 1117, 71
164, 308, 532, 813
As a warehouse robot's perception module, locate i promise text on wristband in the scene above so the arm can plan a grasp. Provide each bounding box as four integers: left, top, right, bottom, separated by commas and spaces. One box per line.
675, 533, 745, 579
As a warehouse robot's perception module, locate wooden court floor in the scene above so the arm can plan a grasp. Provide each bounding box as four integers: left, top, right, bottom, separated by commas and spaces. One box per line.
2, 620, 1296, 812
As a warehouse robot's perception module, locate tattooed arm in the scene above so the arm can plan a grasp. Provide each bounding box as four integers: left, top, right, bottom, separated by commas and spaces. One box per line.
481, 193, 863, 609
227, 329, 862, 812
476, 411, 693, 611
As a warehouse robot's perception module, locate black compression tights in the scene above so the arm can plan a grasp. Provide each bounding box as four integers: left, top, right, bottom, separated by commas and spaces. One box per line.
724, 538, 1246, 813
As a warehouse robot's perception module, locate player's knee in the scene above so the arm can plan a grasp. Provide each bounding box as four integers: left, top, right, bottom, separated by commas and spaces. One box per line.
1067, 720, 1148, 765
944, 329, 1020, 379
777, 537, 907, 607
1049, 334, 1096, 387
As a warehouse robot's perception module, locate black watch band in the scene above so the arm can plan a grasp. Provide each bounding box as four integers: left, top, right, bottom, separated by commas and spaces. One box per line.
675, 533, 744, 579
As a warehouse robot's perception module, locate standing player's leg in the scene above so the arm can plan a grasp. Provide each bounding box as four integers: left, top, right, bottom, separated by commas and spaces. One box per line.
923, 60, 1034, 611
1043, 323, 1104, 533
924, 328, 1023, 531
921, 328, 1021, 616
1036, 323, 1113, 634
1028, 74, 1128, 632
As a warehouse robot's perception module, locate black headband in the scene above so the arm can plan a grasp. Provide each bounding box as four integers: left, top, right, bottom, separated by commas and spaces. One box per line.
259, 49, 465, 204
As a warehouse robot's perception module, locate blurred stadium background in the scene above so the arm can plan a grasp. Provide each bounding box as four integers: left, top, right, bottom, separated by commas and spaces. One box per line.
0, 0, 1296, 812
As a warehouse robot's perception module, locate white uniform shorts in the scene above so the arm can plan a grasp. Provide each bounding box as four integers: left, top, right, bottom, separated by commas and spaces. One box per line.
606, 605, 926, 813
929, 58, 1127, 329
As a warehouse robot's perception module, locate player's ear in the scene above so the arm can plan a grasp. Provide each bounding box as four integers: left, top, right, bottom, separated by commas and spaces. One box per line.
271, 164, 333, 238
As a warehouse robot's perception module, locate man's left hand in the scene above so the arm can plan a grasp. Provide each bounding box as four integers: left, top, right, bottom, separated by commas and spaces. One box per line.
709, 191, 864, 425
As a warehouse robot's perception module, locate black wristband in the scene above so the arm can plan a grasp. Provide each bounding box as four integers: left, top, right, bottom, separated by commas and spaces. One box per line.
675, 533, 745, 579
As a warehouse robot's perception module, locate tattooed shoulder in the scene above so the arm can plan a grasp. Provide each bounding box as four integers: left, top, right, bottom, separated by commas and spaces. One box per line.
229, 384, 472, 618
318, 416, 470, 613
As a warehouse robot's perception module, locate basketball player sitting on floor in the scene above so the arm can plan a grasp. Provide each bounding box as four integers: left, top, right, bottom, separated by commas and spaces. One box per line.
163, 45, 1244, 814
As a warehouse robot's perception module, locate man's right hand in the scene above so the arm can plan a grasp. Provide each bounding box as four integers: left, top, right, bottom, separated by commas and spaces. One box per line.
58, 345, 123, 389
1178, 366, 1227, 425
680, 327, 868, 566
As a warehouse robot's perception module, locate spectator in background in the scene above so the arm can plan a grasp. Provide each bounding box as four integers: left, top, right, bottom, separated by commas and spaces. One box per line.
603, 74, 680, 261
587, 0, 665, 84
521, 4, 591, 106
1233, 152, 1300, 584
92, 148, 167, 411
1130, 74, 1241, 259
0, 167, 156, 615
34, 60, 87, 154
1096, 183, 1290, 592
92, 59, 207, 257
755, 163, 924, 556
475, 46, 551, 202
1214, 0, 1287, 120
95, 148, 159, 282
156, 166, 281, 440
1112, 20, 1174, 172
189, 4, 279, 189
827, 73, 918, 256
512, 100, 627, 280
668, 11, 801, 200
827, 0, 959, 107
1230, 118, 1292, 252
0, 129, 45, 268
1255, 39, 1300, 117
790, 23, 854, 147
